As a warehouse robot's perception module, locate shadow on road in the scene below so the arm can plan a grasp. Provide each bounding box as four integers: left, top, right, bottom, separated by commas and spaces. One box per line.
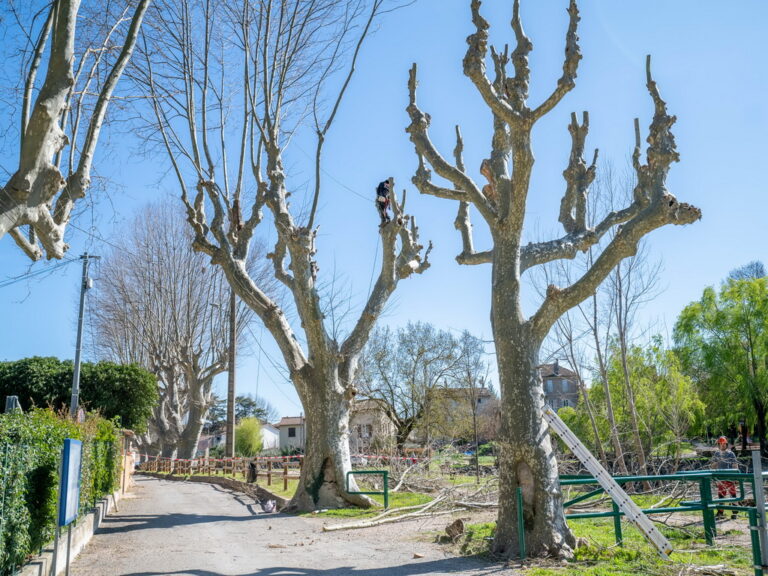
117, 558, 505, 576
95, 510, 279, 535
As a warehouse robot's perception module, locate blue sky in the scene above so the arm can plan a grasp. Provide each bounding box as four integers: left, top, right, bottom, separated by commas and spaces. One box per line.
1, 1, 767, 419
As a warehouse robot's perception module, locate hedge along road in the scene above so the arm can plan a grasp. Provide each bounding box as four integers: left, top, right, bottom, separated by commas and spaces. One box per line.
71, 476, 514, 576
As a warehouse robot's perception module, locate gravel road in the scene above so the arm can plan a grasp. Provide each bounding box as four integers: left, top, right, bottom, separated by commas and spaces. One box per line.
71, 476, 517, 576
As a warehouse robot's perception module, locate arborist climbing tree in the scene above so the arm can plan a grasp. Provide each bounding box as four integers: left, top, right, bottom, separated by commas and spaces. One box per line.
376, 177, 394, 225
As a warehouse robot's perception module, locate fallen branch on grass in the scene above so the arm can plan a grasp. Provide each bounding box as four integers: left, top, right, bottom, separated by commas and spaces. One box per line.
392, 460, 429, 493
323, 494, 449, 532
454, 501, 498, 509
679, 565, 737, 576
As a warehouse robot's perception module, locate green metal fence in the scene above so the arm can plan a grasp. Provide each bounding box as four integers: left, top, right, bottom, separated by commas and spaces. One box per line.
345, 470, 389, 509
561, 470, 763, 575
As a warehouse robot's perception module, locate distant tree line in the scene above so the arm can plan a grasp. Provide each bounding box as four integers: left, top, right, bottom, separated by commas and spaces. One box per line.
556, 260, 768, 465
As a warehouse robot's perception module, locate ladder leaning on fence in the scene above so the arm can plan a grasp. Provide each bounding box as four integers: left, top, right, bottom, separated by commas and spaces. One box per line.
543, 404, 673, 560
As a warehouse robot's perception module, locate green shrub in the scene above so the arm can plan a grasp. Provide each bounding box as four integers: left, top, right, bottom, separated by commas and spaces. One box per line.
0, 357, 158, 432
0, 409, 122, 575
235, 418, 262, 457
477, 442, 497, 456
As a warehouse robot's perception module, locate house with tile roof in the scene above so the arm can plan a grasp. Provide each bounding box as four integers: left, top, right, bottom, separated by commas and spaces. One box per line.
539, 360, 579, 412
276, 415, 305, 451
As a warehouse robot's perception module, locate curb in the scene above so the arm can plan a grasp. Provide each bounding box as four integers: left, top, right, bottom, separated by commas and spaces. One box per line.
20, 492, 121, 576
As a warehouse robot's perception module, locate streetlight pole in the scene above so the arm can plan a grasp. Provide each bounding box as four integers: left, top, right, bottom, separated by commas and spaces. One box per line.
225, 289, 237, 457
70, 253, 98, 418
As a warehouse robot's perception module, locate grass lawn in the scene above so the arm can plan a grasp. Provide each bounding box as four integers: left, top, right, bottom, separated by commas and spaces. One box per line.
261, 478, 300, 499
460, 517, 753, 575
305, 491, 434, 519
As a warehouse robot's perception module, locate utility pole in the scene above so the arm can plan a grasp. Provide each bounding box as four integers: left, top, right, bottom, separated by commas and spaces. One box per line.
70, 253, 98, 418
225, 289, 237, 457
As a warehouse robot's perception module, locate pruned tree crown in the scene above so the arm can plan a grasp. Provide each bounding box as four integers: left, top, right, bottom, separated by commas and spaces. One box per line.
406, 0, 700, 342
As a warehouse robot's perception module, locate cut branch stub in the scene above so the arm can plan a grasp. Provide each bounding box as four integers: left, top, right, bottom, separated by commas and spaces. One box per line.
559, 111, 597, 234
560, 0, 581, 89
532, 0, 582, 121
507, 0, 533, 111
644, 55, 680, 185
463, 2, 519, 126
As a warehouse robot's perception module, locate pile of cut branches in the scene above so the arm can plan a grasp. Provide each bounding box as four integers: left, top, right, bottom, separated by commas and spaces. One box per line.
324, 482, 498, 532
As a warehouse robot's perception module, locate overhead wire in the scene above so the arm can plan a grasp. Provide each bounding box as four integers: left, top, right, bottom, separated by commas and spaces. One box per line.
245, 323, 302, 411
292, 142, 391, 303
0, 256, 79, 288
292, 142, 372, 204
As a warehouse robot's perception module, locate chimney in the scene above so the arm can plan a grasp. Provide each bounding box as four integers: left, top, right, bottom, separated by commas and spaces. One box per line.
553, 359, 560, 376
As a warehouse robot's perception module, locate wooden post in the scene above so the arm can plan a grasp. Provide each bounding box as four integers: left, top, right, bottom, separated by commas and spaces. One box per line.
267, 459, 272, 486
283, 457, 288, 491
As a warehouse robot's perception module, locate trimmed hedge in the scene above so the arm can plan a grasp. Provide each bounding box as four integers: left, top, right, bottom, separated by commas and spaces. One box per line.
0, 357, 158, 432
0, 409, 122, 575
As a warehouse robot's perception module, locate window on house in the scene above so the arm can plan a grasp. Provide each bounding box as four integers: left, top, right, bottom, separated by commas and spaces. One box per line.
546, 380, 553, 392
563, 399, 570, 408
562, 380, 569, 392
364, 424, 373, 438
356, 425, 363, 438
288, 427, 296, 438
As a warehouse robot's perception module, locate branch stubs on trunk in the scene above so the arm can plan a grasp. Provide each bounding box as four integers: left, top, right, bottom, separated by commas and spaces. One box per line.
405, 0, 700, 560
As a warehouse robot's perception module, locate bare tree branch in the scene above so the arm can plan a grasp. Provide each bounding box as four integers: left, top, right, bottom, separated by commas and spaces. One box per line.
406, 64, 496, 222
1, 0, 151, 260
531, 0, 581, 122
531, 58, 700, 341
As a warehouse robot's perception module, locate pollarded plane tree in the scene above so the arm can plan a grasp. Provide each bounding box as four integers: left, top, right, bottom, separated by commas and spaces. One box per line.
139, 0, 429, 510
0, 0, 150, 260
405, 0, 700, 558
91, 202, 263, 459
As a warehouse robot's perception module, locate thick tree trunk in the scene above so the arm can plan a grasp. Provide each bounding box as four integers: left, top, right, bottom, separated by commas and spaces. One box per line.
178, 401, 206, 459
395, 423, 414, 455
288, 366, 375, 511
490, 240, 573, 559
161, 444, 178, 459
493, 328, 574, 558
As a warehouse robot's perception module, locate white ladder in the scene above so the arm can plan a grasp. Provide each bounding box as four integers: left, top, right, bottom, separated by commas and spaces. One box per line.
543, 404, 673, 559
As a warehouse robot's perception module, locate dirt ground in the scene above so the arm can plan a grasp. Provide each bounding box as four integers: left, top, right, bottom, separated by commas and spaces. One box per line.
69, 475, 520, 576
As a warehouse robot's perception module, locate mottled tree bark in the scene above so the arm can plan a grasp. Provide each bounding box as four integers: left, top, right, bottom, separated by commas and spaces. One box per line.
0, 0, 149, 260
290, 364, 373, 509
406, 0, 700, 558
494, 323, 573, 557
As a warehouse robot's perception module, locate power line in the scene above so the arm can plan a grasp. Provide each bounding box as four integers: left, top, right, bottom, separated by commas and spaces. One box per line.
367, 233, 380, 297
293, 142, 372, 204
244, 323, 302, 411
0, 257, 79, 289
68, 221, 134, 258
